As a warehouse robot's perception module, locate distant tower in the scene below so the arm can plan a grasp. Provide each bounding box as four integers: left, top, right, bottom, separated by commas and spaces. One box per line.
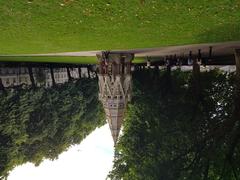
97, 52, 134, 146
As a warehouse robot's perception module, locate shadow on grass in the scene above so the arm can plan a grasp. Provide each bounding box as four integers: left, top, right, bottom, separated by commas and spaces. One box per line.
196, 23, 240, 43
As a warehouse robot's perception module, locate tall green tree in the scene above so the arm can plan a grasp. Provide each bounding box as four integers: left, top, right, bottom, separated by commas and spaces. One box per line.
0, 78, 104, 180
109, 68, 239, 180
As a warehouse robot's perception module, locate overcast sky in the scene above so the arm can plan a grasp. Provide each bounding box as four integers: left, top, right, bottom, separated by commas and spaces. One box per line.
8, 124, 114, 180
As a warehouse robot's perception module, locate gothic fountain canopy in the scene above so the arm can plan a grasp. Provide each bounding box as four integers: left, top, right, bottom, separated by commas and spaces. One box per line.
97, 52, 134, 146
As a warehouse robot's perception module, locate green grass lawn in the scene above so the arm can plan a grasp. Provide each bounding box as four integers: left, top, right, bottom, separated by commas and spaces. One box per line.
0, 0, 239, 55
0, 0, 240, 64
0, 56, 145, 64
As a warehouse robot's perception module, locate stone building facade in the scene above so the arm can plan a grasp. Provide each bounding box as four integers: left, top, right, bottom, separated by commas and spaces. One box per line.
0, 66, 95, 88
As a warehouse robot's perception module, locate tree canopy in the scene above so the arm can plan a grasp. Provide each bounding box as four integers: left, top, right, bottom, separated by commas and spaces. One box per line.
109, 68, 240, 180
0, 78, 104, 179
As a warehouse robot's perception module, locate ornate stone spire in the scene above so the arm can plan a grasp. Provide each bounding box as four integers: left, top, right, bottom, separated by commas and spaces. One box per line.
97, 52, 134, 146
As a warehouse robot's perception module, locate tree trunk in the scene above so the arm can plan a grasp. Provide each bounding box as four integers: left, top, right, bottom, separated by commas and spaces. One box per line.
166, 63, 172, 90
188, 58, 201, 123
94, 71, 97, 78
193, 58, 200, 77
235, 49, 240, 84
78, 66, 82, 78
27, 66, 36, 88
192, 58, 201, 98
234, 49, 240, 120
50, 65, 56, 86
87, 65, 91, 78
67, 67, 72, 81
0, 78, 4, 91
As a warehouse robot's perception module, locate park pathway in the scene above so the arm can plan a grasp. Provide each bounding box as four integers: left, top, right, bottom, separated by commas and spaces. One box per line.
0, 41, 240, 58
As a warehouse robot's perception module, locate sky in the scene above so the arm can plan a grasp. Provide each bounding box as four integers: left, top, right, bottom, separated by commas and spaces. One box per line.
8, 124, 114, 180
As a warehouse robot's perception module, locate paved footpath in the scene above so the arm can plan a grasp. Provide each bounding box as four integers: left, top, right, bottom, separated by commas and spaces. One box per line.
1, 41, 240, 58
